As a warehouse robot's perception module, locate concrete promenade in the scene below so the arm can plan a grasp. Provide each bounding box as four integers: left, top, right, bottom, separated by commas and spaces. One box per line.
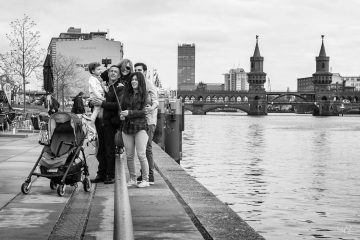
0, 132, 264, 240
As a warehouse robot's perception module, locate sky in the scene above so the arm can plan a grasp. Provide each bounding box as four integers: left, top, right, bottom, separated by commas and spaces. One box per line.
1, 0, 360, 91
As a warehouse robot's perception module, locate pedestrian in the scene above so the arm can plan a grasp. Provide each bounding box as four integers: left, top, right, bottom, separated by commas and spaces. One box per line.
46, 94, 60, 115
121, 72, 150, 188
88, 62, 108, 125
91, 60, 133, 184
71, 91, 85, 115
134, 62, 158, 185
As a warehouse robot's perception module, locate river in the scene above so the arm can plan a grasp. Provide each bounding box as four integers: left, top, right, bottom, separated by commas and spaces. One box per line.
181, 113, 360, 240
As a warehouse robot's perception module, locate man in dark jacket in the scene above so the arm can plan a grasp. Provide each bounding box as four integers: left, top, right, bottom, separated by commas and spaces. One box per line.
91, 65, 125, 184
71, 91, 85, 114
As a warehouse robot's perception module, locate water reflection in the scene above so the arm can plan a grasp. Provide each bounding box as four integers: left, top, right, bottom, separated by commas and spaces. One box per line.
181, 114, 360, 240
243, 123, 268, 221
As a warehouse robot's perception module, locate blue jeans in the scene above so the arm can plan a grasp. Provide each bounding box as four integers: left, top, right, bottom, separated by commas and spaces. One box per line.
146, 124, 156, 176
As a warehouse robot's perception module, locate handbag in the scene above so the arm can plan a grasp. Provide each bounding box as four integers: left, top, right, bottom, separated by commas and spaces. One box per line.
114, 129, 124, 147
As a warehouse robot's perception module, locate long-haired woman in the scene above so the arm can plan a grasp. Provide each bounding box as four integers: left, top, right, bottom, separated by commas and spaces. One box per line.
120, 72, 150, 188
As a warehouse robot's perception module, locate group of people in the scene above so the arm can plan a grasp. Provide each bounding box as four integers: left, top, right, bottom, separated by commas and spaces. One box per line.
83, 59, 158, 188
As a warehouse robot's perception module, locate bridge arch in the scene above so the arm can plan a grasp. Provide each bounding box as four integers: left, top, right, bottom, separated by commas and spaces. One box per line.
203, 105, 250, 114
271, 94, 307, 101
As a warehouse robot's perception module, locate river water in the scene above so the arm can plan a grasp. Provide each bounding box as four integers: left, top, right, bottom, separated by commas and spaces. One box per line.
181, 113, 360, 240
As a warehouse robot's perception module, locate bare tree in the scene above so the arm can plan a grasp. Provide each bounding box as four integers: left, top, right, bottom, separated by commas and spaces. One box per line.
0, 14, 44, 112
53, 54, 83, 111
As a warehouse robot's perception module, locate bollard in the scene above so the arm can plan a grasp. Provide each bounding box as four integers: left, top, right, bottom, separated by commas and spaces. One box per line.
164, 99, 184, 164
153, 99, 167, 149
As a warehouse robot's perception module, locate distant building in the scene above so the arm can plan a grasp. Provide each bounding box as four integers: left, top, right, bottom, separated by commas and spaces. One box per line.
205, 83, 224, 91
298, 73, 359, 92
342, 76, 360, 90
46, 27, 123, 96
224, 68, 248, 91
177, 44, 195, 90
297, 77, 314, 92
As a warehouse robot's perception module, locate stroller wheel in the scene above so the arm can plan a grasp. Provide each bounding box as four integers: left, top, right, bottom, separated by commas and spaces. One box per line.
83, 177, 91, 192
21, 182, 31, 194
50, 180, 57, 190
57, 184, 66, 196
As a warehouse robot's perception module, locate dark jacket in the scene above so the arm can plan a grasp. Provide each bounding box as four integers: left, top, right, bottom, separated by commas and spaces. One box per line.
101, 79, 126, 128
71, 96, 85, 114
121, 92, 147, 134
48, 97, 60, 115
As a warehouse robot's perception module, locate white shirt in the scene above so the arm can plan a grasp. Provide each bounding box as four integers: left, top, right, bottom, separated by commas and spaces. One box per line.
89, 75, 105, 99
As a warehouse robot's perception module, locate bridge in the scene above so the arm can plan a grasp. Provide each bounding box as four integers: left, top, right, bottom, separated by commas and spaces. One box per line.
177, 90, 360, 115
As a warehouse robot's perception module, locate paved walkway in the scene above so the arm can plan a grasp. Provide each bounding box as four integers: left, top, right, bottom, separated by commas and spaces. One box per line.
0, 133, 203, 240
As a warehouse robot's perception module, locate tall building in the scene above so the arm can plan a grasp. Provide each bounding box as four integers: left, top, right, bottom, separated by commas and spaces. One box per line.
177, 44, 195, 90
223, 68, 248, 91
46, 27, 123, 96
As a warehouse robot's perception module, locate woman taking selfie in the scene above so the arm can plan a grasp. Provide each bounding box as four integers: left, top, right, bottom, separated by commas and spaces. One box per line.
120, 72, 150, 188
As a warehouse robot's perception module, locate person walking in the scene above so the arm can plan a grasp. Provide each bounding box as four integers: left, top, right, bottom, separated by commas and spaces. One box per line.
91, 60, 133, 184
134, 63, 158, 185
71, 91, 85, 115
121, 72, 150, 188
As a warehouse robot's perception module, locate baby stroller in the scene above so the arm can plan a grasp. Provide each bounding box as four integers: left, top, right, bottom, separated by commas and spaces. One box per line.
21, 112, 91, 196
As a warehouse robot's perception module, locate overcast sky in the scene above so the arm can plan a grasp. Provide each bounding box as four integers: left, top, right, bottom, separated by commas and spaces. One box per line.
1, 0, 360, 91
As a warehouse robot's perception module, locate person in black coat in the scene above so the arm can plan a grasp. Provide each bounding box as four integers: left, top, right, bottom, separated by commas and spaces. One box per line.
45, 94, 60, 115
71, 91, 85, 114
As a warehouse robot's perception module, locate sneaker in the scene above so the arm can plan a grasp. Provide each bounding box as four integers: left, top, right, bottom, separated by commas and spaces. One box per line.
91, 175, 105, 183
149, 175, 154, 185
136, 175, 142, 182
104, 176, 115, 184
127, 179, 137, 187
137, 180, 150, 188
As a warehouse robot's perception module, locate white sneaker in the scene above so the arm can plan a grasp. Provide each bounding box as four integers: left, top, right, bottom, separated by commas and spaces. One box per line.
127, 179, 137, 187
137, 180, 150, 188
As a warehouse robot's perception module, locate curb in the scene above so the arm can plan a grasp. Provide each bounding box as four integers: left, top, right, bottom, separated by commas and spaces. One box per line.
0, 133, 29, 138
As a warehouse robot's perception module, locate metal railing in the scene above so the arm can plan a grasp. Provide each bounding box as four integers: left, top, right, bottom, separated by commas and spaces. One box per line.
114, 152, 134, 240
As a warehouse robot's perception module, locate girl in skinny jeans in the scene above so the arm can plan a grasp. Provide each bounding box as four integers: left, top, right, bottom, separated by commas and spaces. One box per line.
120, 72, 150, 188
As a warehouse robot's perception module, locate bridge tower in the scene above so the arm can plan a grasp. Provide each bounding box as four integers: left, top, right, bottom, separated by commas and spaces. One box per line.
247, 35, 267, 115
312, 35, 337, 115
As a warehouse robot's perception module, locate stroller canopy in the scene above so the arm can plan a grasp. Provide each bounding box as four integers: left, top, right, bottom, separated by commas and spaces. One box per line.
48, 112, 86, 146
